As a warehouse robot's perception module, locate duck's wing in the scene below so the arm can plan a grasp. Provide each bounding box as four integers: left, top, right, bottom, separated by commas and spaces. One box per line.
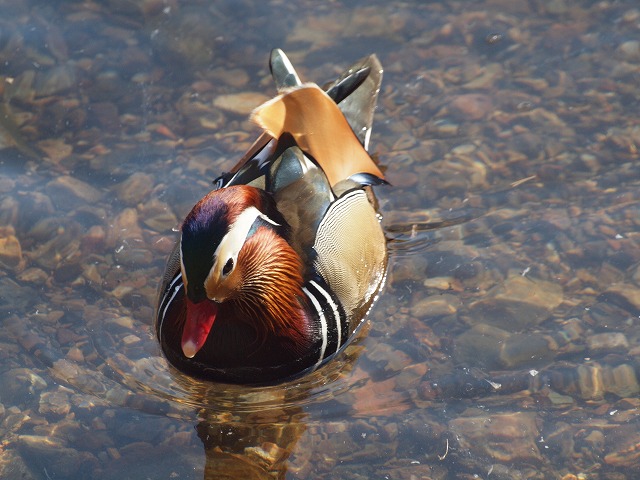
325, 53, 383, 152
269, 48, 303, 91
211, 49, 304, 190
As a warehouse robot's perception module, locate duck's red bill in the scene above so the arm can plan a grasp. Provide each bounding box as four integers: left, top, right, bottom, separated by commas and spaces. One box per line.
181, 299, 218, 358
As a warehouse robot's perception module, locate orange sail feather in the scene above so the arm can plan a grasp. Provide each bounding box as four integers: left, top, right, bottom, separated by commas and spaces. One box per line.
250, 84, 384, 187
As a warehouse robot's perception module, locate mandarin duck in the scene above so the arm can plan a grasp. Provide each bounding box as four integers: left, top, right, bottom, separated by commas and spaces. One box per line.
156, 49, 388, 384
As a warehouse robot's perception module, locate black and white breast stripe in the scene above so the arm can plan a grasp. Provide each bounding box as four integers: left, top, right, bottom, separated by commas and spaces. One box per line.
158, 270, 349, 370
302, 278, 348, 368
157, 271, 183, 341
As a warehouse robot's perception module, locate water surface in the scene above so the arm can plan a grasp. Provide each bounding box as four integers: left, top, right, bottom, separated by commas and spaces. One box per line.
1, 0, 640, 478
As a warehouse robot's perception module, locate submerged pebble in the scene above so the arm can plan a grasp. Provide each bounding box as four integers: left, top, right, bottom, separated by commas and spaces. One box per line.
115, 173, 155, 206
449, 412, 542, 464
0, 226, 24, 270
468, 275, 564, 331
213, 92, 271, 116
45, 176, 103, 209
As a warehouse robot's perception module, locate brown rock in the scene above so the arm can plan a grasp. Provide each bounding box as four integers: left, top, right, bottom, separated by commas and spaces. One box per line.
37, 138, 73, 164
17, 267, 49, 284
605, 364, 640, 398
115, 245, 153, 266
587, 332, 629, 354
45, 175, 103, 209
468, 275, 563, 331
602, 284, 640, 312
411, 294, 459, 318
387, 255, 427, 284
501, 332, 561, 368
449, 93, 494, 120
17, 435, 98, 477
450, 412, 542, 464
35, 65, 76, 96
0, 369, 47, 405
454, 323, 511, 369
80, 225, 106, 254
617, 40, 640, 61
0, 226, 24, 270
604, 424, 640, 468
106, 208, 143, 248
463, 64, 503, 89
0, 449, 37, 480
139, 198, 178, 232
39, 389, 71, 416
384, 168, 418, 188
213, 92, 270, 116
90, 101, 120, 131
115, 172, 155, 206
209, 67, 250, 88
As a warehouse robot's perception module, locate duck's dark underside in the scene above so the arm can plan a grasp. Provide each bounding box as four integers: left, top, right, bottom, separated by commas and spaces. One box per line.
159, 284, 371, 384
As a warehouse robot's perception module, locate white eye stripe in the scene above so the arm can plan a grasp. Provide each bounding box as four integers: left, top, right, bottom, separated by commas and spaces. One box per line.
207, 206, 279, 287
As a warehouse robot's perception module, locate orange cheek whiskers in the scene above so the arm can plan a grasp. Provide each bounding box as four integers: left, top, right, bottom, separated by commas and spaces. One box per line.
236, 226, 310, 347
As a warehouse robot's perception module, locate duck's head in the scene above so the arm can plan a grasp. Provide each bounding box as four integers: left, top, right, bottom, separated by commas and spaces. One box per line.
178, 185, 305, 359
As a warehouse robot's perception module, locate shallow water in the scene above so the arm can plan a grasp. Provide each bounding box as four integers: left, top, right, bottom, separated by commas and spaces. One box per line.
1, 0, 640, 478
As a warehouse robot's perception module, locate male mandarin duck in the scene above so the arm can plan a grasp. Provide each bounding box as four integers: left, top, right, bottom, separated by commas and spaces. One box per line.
156, 49, 388, 384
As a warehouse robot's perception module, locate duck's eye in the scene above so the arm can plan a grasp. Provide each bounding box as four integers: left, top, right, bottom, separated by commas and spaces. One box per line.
222, 258, 234, 276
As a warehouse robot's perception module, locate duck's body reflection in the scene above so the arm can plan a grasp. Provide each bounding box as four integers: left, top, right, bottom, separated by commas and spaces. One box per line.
160, 325, 369, 479
197, 408, 306, 479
